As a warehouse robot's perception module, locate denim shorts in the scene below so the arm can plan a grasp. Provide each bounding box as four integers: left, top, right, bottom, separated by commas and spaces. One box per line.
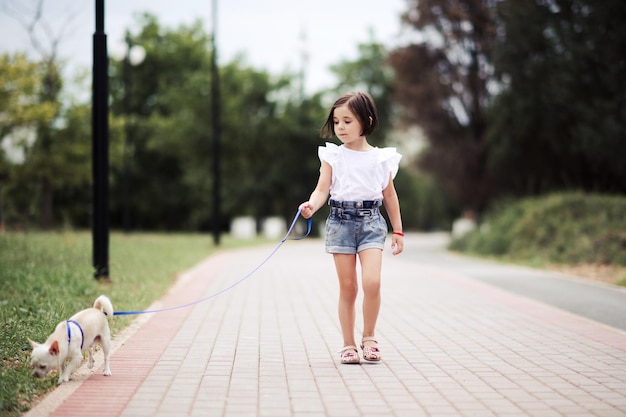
324, 200, 388, 254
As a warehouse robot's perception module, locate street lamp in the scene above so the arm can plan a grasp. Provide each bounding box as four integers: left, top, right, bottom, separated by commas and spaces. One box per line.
92, 0, 109, 280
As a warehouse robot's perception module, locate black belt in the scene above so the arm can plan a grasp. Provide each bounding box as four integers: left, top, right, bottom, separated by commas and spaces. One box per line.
329, 200, 381, 209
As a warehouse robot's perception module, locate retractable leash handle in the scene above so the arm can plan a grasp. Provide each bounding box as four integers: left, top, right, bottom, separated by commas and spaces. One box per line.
112, 209, 312, 316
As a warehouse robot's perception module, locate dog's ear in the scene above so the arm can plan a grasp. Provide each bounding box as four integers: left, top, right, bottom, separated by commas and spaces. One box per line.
49, 341, 60, 356
28, 338, 39, 349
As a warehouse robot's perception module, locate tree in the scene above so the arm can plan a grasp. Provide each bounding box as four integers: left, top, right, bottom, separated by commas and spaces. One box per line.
108, 15, 214, 230
1, 0, 77, 228
107, 15, 324, 231
389, 0, 499, 213
488, 0, 626, 195
0, 54, 57, 139
0, 53, 57, 225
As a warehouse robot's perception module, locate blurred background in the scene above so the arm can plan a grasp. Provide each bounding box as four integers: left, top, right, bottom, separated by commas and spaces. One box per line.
0, 0, 624, 267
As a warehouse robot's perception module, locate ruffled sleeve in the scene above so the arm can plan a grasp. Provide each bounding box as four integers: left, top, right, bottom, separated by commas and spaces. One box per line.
318, 142, 341, 167
378, 147, 402, 180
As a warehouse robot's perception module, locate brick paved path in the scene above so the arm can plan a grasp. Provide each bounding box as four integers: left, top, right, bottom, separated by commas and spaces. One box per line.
26, 235, 626, 417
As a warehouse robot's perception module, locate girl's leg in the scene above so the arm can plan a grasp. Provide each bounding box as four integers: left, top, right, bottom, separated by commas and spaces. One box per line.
332, 253, 358, 348
358, 248, 383, 344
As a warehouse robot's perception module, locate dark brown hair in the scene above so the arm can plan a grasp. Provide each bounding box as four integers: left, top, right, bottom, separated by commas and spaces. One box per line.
320, 91, 379, 139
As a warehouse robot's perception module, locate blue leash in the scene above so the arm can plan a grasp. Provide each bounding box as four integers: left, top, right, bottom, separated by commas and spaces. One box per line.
112, 209, 312, 316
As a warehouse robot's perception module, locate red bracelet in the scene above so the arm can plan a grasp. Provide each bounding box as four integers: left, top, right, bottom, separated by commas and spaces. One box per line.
392, 231, 404, 236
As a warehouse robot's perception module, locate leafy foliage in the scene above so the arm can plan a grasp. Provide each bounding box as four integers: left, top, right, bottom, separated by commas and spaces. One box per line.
0, 54, 57, 138
488, 0, 626, 196
106, 15, 331, 232
2, 12, 424, 233
450, 192, 626, 266
390, 1, 626, 213
0, 53, 60, 228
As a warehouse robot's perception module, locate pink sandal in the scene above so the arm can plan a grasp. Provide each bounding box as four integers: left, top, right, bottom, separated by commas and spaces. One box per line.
361, 337, 381, 362
338, 345, 360, 364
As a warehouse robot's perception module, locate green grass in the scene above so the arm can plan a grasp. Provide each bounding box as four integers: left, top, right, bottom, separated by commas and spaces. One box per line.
0, 231, 269, 417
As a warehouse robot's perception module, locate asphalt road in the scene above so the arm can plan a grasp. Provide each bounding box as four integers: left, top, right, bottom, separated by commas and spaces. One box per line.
403, 233, 626, 332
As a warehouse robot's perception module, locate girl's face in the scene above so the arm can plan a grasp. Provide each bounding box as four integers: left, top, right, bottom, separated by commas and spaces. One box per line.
333, 104, 365, 146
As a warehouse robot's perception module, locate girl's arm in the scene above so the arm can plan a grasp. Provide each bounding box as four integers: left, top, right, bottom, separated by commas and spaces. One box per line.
299, 161, 332, 219
382, 174, 404, 255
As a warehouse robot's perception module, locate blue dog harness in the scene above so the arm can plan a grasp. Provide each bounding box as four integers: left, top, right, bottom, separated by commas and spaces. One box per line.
66, 320, 84, 350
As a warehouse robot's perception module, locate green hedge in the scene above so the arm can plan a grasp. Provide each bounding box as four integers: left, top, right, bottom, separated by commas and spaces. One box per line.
450, 192, 626, 266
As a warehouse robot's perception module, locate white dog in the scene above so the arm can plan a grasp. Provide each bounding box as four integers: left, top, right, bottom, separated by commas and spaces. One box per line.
29, 295, 113, 384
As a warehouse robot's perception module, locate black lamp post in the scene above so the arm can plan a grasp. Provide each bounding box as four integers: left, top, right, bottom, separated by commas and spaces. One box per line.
93, 0, 109, 279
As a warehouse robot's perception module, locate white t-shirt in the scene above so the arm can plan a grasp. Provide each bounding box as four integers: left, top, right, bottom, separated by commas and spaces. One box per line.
318, 142, 402, 201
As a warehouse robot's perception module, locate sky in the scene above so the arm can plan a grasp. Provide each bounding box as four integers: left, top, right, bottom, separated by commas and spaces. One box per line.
0, 0, 408, 94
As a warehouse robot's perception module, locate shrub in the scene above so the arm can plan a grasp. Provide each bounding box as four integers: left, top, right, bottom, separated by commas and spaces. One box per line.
450, 192, 626, 266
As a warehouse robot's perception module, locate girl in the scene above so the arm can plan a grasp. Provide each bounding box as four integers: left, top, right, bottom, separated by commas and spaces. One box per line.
299, 92, 404, 364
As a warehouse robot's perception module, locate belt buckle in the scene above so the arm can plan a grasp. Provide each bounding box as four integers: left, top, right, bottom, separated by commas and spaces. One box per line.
357, 209, 371, 217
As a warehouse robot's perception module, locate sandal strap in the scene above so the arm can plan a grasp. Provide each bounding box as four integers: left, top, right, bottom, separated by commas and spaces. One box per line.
361, 336, 378, 345
337, 345, 358, 354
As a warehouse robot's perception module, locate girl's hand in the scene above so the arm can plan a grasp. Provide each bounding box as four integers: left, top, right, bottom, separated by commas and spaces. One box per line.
391, 234, 404, 255
299, 202, 315, 219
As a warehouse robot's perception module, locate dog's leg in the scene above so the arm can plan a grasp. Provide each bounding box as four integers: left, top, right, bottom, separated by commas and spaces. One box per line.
87, 346, 95, 369
57, 360, 67, 385
60, 354, 81, 384
101, 330, 112, 376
